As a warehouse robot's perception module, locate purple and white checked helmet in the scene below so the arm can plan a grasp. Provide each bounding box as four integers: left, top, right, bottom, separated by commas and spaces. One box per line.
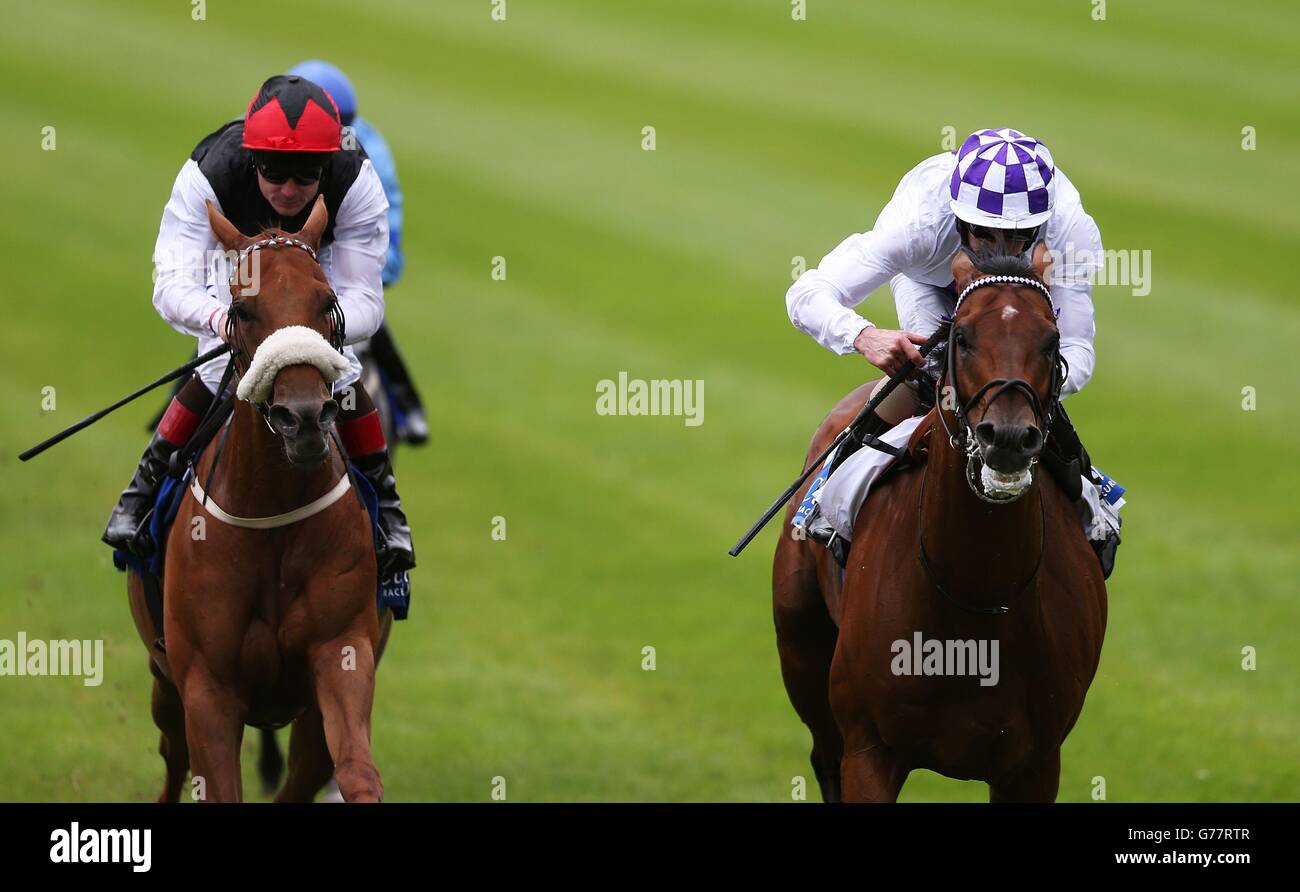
949, 128, 1056, 229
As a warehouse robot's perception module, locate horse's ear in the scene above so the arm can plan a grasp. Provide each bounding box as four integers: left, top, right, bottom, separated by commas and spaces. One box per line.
296, 195, 328, 250
951, 247, 980, 295
207, 201, 246, 252
1030, 240, 1054, 285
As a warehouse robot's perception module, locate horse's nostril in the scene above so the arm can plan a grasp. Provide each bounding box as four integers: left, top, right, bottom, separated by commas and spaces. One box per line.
977, 422, 1042, 456
1021, 427, 1043, 453
268, 405, 299, 435
318, 399, 339, 428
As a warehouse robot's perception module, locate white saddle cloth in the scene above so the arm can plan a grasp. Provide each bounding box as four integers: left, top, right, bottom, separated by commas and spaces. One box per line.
814, 416, 924, 540
811, 416, 1121, 544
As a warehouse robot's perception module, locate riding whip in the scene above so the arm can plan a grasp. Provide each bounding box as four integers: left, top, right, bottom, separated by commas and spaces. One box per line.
727, 323, 950, 557
19, 344, 231, 462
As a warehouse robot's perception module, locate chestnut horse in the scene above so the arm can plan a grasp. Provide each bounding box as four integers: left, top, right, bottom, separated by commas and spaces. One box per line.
127, 197, 390, 802
773, 249, 1106, 802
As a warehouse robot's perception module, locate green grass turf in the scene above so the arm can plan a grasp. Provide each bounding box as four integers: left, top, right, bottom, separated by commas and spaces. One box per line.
0, 0, 1296, 801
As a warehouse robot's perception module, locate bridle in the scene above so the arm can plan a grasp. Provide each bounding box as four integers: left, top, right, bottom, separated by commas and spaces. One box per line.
181, 235, 354, 523
935, 273, 1067, 504
918, 272, 1066, 616
156, 231, 360, 538
225, 235, 347, 366
223, 235, 348, 418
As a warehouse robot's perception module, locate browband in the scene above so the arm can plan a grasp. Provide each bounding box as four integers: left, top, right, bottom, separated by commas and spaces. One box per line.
954, 274, 1052, 314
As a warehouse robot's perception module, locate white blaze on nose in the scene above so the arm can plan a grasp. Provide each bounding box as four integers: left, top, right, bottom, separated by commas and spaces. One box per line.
1001, 305, 1019, 321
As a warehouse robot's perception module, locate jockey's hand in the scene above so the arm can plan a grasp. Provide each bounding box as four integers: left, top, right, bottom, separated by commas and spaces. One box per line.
209, 309, 231, 344
853, 326, 928, 377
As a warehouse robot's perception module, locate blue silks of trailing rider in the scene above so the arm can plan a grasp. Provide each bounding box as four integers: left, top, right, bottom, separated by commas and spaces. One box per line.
289, 59, 428, 447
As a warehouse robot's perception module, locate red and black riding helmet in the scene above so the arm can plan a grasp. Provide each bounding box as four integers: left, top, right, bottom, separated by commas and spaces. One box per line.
242, 74, 342, 154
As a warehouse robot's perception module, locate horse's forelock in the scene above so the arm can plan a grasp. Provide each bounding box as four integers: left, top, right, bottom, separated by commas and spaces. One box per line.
966, 249, 1040, 284
955, 250, 1054, 324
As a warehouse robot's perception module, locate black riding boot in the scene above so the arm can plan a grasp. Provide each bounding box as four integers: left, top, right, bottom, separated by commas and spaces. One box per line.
352, 447, 416, 574
102, 430, 180, 556
1045, 406, 1121, 579
105, 377, 214, 556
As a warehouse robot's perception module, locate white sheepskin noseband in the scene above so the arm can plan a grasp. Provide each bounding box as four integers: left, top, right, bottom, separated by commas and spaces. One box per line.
236, 325, 350, 404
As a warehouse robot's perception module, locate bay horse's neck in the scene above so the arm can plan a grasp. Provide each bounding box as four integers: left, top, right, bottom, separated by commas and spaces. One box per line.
920, 411, 1043, 610
206, 401, 343, 518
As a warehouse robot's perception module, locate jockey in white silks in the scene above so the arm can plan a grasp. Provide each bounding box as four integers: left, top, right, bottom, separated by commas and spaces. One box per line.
787, 127, 1122, 577
102, 74, 415, 577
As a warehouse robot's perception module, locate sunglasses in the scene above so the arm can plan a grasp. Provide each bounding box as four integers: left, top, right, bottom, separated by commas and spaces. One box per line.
967, 223, 1041, 246
255, 160, 323, 186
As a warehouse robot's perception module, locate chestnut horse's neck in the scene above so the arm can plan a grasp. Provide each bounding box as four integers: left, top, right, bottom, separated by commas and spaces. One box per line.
202, 400, 346, 520
918, 409, 1044, 614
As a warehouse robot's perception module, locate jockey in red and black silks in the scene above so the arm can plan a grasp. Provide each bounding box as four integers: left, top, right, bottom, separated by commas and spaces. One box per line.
103, 74, 415, 576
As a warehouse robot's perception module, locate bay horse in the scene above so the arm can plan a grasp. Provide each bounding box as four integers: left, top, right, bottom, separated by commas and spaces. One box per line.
126, 197, 390, 802
772, 248, 1107, 802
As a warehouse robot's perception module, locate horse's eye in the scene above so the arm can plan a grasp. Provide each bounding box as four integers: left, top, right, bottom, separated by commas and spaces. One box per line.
955, 329, 970, 351
230, 303, 251, 322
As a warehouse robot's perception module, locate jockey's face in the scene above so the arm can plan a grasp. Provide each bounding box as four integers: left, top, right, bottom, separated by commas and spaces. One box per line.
962, 222, 1039, 258
256, 170, 320, 219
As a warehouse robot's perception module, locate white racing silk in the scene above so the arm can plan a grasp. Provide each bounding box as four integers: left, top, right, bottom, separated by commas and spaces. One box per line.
786, 152, 1104, 398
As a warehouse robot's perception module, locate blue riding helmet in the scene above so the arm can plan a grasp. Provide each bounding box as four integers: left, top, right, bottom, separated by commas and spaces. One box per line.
288, 60, 357, 126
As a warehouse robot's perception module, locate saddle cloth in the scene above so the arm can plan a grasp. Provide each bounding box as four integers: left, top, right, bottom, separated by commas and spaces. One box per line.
795, 415, 1124, 547
802, 416, 925, 541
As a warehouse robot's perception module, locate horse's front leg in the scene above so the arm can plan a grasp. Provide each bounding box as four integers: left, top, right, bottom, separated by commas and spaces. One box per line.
840, 739, 909, 803
275, 705, 335, 803
309, 623, 383, 802
174, 661, 248, 802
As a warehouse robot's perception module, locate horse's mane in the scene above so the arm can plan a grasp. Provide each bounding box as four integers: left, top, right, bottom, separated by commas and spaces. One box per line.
963, 248, 1038, 283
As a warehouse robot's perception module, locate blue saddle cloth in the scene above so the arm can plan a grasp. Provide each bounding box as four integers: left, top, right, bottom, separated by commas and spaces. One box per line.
792, 452, 834, 530
348, 466, 412, 620
113, 465, 410, 620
